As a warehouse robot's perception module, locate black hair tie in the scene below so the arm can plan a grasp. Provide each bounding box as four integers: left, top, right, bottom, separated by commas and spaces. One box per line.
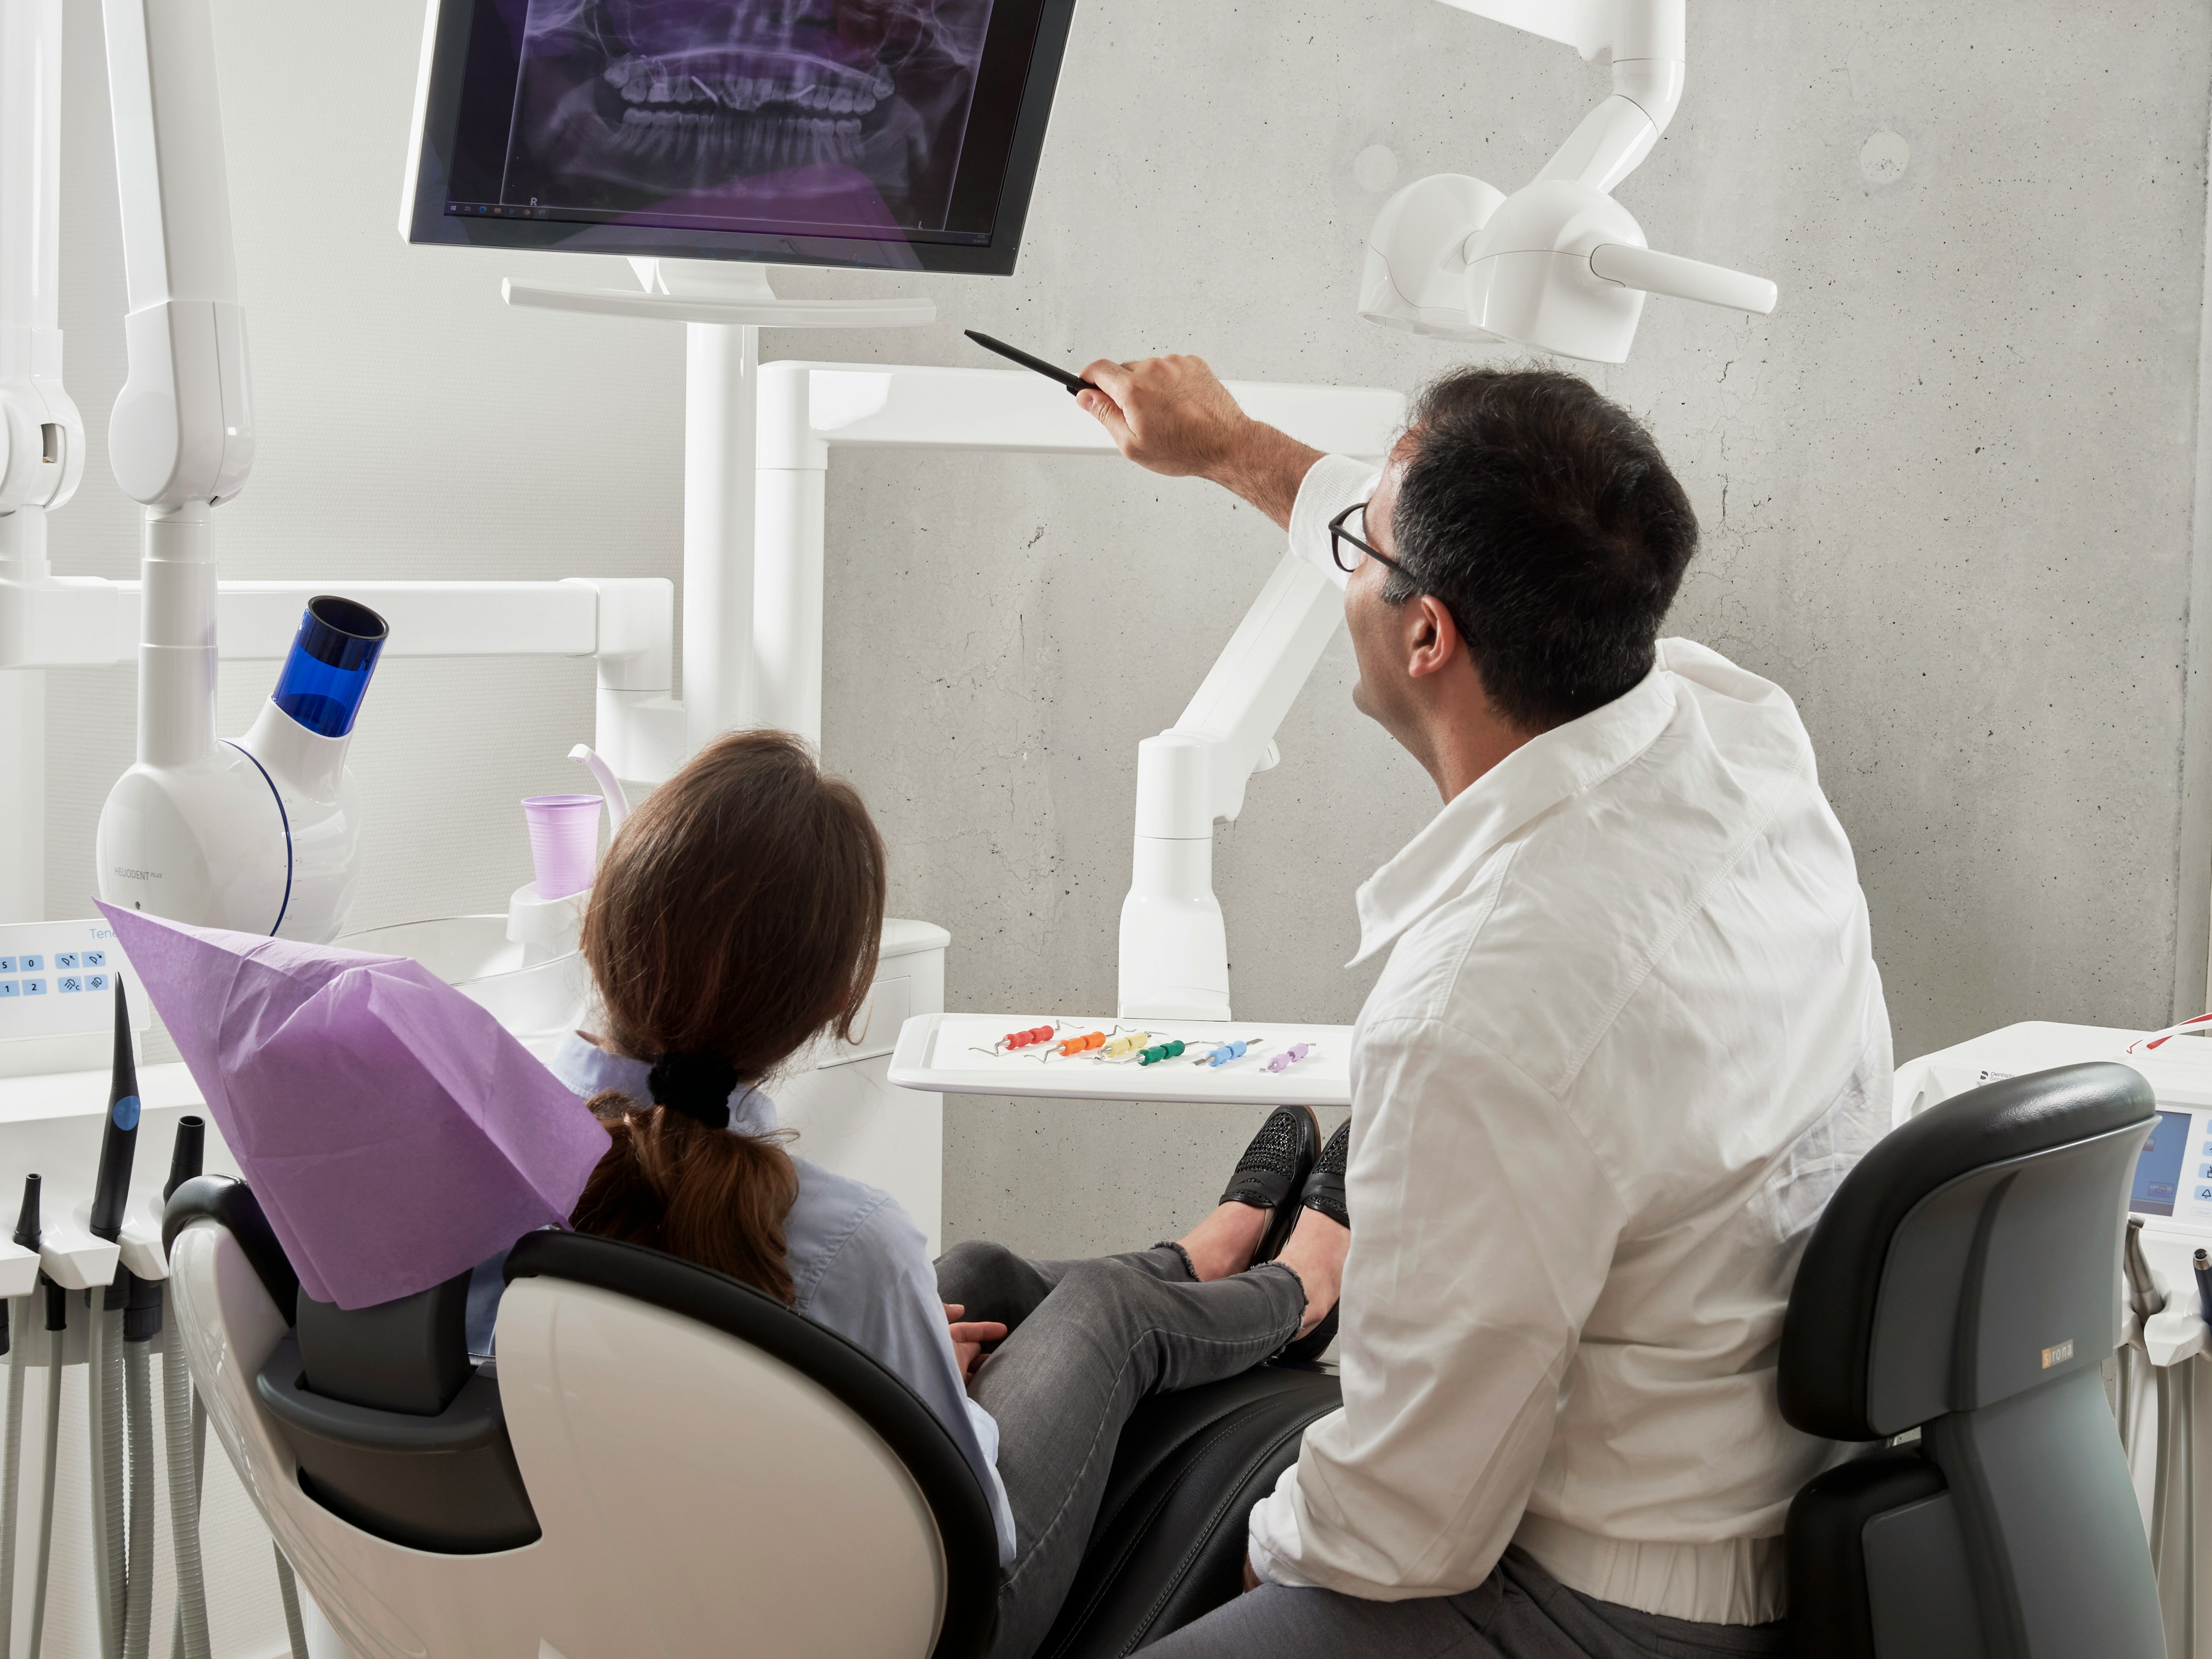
646, 1052, 739, 1130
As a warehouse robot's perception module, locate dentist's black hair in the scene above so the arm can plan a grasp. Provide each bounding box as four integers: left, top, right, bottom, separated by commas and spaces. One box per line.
1384, 367, 1699, 731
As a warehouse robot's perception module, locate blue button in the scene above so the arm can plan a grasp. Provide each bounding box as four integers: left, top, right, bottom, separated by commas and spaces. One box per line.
82, 951, 104, 968
21, 980, 44, 996
0, 982, 15, 999
84, 973, 107, 993
55, 977, 79, 995
0, 959, 15, 974
20, 956, 43, 972
2198, 1185, 2212, 1203
54, 953, 76, 970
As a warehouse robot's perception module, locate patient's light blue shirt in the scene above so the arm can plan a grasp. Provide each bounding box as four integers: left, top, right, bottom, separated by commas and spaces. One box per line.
483, 1033, 1018, 1565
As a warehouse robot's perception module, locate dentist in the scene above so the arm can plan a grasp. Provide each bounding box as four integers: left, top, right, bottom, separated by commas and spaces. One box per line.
1078, 358, 1891, 1659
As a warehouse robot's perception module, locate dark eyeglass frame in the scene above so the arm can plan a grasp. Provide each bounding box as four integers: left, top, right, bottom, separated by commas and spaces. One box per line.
1329, 500, 1403, 575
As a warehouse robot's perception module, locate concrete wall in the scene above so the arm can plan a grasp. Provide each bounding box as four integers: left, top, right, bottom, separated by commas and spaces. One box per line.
39, 3, 2212, 1262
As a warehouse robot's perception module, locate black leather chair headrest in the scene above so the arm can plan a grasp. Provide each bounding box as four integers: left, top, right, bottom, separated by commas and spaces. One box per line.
163, 1174, 299, 1325
1779, 1062, 2154, 1441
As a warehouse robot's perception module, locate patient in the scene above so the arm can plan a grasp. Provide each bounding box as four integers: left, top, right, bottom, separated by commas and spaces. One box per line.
545, 728, 1350, 1659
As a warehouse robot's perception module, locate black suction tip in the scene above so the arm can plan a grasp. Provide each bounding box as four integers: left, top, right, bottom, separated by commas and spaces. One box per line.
11, 1174, 38, 1253
164, 1117, 205, 1203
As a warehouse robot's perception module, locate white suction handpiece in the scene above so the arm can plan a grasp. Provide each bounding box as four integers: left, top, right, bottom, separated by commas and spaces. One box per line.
568, 744, 632, 831
1361, 0, 1776, 363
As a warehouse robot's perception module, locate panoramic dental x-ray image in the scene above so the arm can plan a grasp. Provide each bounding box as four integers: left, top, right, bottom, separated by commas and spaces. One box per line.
506, 0, 994, 232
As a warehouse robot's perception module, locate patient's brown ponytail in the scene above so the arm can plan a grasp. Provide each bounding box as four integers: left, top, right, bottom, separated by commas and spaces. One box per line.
567, 729, 888, 1305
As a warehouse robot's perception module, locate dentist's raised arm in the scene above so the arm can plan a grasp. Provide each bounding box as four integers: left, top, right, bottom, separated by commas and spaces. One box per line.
1077, 355, 1325, 530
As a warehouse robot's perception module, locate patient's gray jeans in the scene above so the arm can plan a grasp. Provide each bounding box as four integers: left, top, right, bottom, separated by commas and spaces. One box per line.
935, 1238, 1306, 1659
1141, 1545, 1788, 1659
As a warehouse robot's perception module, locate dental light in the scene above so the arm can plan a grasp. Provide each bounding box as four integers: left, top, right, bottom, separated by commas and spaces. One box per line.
1361, 0, 1775, 363
90, 0, 385, 942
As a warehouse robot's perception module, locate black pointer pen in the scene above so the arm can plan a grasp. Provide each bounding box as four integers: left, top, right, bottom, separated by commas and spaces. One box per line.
963, 330, 1099, 395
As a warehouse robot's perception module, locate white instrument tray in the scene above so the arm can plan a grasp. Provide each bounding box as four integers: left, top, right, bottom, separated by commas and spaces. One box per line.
888, 1013, 1352, 1107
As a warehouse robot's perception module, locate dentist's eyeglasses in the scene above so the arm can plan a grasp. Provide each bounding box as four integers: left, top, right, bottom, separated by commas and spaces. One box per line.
1329, 501, 1404, 575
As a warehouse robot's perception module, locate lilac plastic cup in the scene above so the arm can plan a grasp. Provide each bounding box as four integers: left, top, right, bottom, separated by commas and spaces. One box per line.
522, 793, 603, 899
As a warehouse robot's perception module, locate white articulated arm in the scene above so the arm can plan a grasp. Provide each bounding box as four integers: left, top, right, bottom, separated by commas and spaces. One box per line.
101, 0, 252, 775
1441, 0, 1684, 195
102, 0, 252, 511
0, 0, 83, 522
1118, 549, 1350, 1024
1365, 0, 1768, 362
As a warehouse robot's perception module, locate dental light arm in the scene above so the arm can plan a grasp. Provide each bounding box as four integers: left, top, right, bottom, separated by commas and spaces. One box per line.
1363, 0, 1774, 363
1118, 545, 1349, 1023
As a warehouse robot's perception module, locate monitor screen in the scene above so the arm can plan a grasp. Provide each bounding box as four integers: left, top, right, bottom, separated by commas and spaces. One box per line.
2130, 1108, 2191, 1217
403, 0, 1075, 275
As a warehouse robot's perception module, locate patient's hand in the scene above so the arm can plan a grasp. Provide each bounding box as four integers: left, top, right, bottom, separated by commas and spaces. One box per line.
943, 1303, 1009, 1380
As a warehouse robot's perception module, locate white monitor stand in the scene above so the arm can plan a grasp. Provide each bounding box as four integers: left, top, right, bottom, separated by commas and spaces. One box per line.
499, 258, 953, 1248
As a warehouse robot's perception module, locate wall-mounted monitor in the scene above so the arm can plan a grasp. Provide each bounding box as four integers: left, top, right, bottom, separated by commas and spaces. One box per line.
402, 0, 1076, 275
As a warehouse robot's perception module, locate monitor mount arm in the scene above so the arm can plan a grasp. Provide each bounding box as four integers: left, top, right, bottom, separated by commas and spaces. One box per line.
1362, 0, 1776, 363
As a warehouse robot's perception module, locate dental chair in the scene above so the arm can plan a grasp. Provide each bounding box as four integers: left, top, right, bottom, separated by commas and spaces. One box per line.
1779, 1060, 2165, 1659
163, 1180, 1337, 1659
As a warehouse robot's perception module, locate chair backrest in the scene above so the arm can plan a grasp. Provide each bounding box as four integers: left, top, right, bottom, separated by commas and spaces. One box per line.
1778, 1062, 2163, 1659
497, 1228, 1000, 1659
164, 1178, 999, 1659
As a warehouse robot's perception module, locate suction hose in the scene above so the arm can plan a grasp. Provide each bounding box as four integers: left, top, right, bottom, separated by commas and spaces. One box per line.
26, 1283, 63, 1659
89, 1305, 124, 1659
121, 1343, 151, 1659
160, 1320, 207, 1659
0, 1294, 18, 1659
161, 1119, 207, 1659
88, 980, 141, 1659
0, 1174, 42, 1659
274, 1550, 307, 1659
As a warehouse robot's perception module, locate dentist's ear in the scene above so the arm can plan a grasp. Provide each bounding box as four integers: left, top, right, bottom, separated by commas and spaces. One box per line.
1405, 594, 1464, 680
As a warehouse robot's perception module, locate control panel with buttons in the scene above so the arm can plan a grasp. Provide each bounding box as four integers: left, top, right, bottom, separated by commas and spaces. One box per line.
0, 921, 145, 1050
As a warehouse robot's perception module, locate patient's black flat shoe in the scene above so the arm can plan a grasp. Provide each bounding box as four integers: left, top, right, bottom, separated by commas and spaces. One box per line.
1278, 1121, 1350, 1364
1220, 1104, 1321, 1266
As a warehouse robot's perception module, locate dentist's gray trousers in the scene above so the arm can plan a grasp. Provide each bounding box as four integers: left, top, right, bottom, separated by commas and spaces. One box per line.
1140, 1545, 1789, 1658
935, 1238, 1306, 1659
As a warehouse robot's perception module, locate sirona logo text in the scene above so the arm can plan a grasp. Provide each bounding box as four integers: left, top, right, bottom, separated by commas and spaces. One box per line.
2041, 1339, 2074, 1370
113, 868, 160, 882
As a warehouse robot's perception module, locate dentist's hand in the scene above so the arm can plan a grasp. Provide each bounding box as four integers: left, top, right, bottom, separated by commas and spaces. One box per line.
1077, 355, 1323, 530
